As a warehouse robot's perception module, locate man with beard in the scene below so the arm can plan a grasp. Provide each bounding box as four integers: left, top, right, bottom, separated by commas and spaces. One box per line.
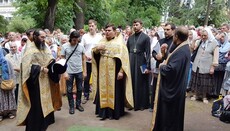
151, 23, 176, 111
127, 19, 151, 111
151, 27, 191, 131
92, 23, 133, 120
17, 29, 59, 130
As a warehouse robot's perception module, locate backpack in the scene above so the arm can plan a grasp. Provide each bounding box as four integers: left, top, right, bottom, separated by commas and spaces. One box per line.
219, 104, 230, 123
211, 97, 223, 117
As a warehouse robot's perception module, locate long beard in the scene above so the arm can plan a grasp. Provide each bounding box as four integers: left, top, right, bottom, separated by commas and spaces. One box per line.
34, 40, 46, 50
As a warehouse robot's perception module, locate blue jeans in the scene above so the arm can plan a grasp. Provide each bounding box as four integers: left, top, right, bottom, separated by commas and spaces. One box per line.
66, 72, 83, 108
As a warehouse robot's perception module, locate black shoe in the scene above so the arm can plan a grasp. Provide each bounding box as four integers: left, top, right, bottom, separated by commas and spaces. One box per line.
109, 116, 113, 120
76, 105, 84, 112
69, 108, 75, 114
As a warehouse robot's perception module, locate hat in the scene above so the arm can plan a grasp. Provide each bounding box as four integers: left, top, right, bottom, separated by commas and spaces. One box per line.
47, 59, 67, 83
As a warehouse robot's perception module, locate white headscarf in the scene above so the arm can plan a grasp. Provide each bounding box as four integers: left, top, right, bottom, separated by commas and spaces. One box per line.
203, 27, 216, 42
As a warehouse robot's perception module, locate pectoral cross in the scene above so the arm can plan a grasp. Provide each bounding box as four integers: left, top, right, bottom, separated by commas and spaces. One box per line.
133, 48, 137, 53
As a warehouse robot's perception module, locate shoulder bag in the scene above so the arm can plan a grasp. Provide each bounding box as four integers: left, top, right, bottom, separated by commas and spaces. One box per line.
1, 79, 15, 90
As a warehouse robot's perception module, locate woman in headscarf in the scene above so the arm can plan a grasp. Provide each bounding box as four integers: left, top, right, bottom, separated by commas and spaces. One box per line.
190, 27, 219, 104
0, 47, 16, 122
213, 32, 230, 96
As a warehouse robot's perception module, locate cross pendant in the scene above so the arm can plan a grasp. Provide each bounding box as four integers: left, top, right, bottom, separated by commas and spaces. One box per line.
133, 48, 137, 53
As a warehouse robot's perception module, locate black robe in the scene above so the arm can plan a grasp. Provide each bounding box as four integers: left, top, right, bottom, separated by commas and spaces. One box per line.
153, 44, 190, 131
25, 65, 54, 131
127, 31, 151, 110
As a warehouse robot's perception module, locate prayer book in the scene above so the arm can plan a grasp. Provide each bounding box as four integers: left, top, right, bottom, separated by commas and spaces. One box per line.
140, 64, 147, 74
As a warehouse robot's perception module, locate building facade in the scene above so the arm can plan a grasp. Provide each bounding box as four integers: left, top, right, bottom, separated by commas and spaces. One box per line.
0, 0, 16, 20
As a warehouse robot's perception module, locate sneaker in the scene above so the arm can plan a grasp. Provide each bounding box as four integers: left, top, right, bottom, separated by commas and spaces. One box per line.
8, 114, 15, 119
69, 108, 75, 114
76, 105, 84, 112
82, 98, 88, 104
203, 98, 209, 104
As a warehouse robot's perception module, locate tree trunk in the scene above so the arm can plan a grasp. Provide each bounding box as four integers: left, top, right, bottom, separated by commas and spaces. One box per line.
44, 0, 58, 32
73, 0, 85, 30
204, 0, 211, 26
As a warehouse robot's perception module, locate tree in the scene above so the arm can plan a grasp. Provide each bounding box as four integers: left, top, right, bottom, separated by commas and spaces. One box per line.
73, 0, 85, 30
204, 0, 211, 26
44, 0, 58, 31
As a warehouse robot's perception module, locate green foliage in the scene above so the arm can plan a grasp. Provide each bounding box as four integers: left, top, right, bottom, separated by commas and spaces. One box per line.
0, 15, 8, 33
7, 16, 36, 33
84, 0, 111, 29
166, 0, 230, 27
14, 0, 75, 33
12, 0, 164, 32
55, 0, 75, 33
126, 5, 161, 27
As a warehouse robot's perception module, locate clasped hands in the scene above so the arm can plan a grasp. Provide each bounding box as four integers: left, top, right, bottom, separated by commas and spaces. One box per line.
96, 44, 106, 51
41, 66, 49, 74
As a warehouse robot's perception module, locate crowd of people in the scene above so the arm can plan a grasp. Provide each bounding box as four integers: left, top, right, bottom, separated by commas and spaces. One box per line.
0, 18, 230, 131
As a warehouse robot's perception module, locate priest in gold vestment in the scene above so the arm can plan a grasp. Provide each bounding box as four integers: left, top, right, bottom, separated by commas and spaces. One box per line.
92, 24, 133, 120
17, 29, 61, 130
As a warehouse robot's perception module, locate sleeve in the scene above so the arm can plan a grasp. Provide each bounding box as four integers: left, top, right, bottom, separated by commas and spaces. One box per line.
160, 52, 180, 78
212, 46, 219, 66
29, 65, 41, 81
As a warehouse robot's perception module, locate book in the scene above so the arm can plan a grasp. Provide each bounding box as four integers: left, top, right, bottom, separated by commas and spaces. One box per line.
140, 64, 147, 74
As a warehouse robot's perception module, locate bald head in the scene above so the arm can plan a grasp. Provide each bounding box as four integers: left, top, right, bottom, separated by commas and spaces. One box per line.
174, 26, 189, 42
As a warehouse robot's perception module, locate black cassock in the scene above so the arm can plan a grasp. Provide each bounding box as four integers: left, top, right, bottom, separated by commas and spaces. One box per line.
153, 44, 190, 131
127, 31, 151, 110
25, 65, 54, 131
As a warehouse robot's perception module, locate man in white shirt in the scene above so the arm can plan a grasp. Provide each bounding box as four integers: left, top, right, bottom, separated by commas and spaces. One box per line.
80, 19, 103, 103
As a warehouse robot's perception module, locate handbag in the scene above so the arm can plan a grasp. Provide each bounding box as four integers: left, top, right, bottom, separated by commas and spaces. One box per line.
191, 40, 202, 62
1, 79, 15, 90
219, 103, 230, 123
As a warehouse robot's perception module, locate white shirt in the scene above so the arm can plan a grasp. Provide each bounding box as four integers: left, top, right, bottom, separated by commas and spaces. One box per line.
80, 33, 103, 62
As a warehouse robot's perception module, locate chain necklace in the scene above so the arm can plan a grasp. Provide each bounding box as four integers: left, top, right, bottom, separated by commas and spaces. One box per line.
133, 32, 143, 53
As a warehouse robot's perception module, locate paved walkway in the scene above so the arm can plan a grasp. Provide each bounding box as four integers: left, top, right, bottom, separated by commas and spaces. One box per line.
0, 96, 229, 131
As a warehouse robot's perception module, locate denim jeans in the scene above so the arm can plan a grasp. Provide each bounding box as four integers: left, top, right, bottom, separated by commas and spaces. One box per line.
66, 72, 83, 108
